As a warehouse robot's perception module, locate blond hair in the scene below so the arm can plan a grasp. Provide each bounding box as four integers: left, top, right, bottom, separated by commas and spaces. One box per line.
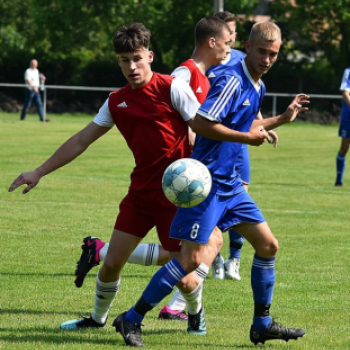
249, 21, 281, 43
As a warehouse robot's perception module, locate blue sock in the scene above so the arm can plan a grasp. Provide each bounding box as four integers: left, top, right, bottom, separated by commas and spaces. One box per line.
125, 259, 188, 323
228, 229, 245, 259
336, 153, 346, 183
251, 254, 276, 330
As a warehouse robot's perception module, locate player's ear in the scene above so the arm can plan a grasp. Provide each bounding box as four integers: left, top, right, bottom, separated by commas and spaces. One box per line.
208, 37, 216, 49
148, 50, 154, 63
244, 41, 251, 53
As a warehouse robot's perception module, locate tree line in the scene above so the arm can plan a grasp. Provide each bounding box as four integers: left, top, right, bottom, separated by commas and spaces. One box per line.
1, 0, 350, 116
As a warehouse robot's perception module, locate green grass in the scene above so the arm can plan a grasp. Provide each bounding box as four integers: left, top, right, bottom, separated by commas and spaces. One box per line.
1, 112, 349, 349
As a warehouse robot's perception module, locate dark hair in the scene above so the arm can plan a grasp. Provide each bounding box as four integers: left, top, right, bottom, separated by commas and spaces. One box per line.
214, 11, 236, 24
195, 16, 230, 45
113, 23, 151, 54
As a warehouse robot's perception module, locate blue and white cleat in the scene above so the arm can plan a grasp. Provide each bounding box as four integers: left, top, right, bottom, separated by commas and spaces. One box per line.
60, 315, 106, 330
187, 308, 207, 335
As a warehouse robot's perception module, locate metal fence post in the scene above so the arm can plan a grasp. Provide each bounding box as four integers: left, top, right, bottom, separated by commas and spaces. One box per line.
43, 88, 47, 121
272, 95, 277, 116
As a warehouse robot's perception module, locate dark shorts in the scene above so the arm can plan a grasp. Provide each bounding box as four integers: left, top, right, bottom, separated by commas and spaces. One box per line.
115, 188, 181, 252
339, 119, 350, 139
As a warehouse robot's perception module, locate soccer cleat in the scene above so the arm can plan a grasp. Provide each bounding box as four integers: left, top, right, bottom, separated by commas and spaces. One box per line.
224, 258, 241, 281
187, 308, 207, 335
74, 236, 105, 288
113, 312, 144, 347
60, 315, 106, 330
334, 182, 343, 187
250, 320, 305, 345
212, 253, 225, 279
158, 305, 188, 321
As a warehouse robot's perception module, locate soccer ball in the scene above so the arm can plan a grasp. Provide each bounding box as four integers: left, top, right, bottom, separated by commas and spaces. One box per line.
162, 158, 212, 208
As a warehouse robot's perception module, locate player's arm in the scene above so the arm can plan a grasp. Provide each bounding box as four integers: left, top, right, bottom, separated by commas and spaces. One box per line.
189, 114, 268, 146
251, 94, 310, 130
9, 100, 113, 194
342, 90, 350, 108
171, 67, 197, 148
255, 111, 278, 148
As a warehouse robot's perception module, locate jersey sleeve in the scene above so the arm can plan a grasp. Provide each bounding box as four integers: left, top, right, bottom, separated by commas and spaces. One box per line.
170, 77, 200, 121
93, 98, 114, 128
171, 66, 191, 84
197, 74, 241, 123
340, 68, 350, 91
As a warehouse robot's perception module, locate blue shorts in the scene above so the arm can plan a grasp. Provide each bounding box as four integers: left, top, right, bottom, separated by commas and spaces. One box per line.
235, 144, 250, 184
169, 189, 265, 245
339, 119, 350, 139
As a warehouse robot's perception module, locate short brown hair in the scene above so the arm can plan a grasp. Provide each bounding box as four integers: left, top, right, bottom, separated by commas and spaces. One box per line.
195, 16, 230, 46
113, 23, 151, 54
214, 11, 236, 24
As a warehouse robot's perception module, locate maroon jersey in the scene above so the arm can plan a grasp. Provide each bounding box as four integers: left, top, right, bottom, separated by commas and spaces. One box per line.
178, 59, 210, 104
108, 73, 191, 191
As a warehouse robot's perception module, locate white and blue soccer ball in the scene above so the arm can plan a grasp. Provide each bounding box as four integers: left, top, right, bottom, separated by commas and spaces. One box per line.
162, 158, 212, 208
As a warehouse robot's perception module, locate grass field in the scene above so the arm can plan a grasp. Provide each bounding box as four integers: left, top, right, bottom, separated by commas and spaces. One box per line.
1, 112, 350, 349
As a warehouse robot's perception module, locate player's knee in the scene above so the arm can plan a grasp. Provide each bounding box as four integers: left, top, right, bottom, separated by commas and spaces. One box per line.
268, 237, 279, 256
102, 255, 124, 275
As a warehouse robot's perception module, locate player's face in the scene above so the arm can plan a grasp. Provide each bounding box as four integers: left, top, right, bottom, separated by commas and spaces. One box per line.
226, 21, 237, 47
117, 48, 154, 89
212, 29, 232, 65
244, 37, 281, 81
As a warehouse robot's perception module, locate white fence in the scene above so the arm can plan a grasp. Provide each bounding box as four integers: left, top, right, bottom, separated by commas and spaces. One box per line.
0, 82, 343, 118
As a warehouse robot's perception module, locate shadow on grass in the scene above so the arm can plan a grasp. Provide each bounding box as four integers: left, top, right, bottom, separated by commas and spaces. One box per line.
0, 326, 259, 349
0, 308, 85, 316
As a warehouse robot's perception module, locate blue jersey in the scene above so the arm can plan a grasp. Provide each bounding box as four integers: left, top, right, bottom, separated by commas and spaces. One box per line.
340, 67, 350, 122
206, 49, 246, 85
192, 60, 265, 196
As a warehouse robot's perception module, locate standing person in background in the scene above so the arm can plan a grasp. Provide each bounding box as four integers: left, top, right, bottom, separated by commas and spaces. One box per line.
20, 59, 47, 122
335, 66, 350, 186
209, 11, 278, 281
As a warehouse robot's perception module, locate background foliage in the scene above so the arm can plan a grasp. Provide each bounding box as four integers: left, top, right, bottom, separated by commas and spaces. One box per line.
1, 0, 350, 114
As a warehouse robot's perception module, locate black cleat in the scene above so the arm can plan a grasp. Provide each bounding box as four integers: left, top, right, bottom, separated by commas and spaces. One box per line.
334, 182, 343, 187
74, 236, 105, 288
113, 312, 144, 347
250, 320, 305, 345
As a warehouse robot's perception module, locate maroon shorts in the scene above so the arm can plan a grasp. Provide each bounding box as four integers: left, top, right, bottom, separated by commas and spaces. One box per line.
114, 188, 181, 252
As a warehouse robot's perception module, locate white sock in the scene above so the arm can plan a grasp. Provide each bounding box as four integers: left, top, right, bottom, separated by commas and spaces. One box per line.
99, 243, 159, 266
196, 262, 209, 283
181, 283, 203, 315
128, 243, 160, 265
167, 288, 187, 311
99, 244, 109, 262
92, 274, 120, 324
168, 263, 209, 312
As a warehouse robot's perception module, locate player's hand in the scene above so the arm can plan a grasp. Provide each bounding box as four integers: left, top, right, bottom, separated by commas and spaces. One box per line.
282, 94, 310, 123
247, 126, 270, 146
8, 169, 41, 194
267, 130, 278, 148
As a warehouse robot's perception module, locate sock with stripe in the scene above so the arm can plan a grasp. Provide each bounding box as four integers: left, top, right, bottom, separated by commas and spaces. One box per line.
251, 254, 276, 330
168, 262, 209, 311
125, 259, 188, 323
336, 153, 346, 184
99, 243, 159, 266
92, 274, 120, 324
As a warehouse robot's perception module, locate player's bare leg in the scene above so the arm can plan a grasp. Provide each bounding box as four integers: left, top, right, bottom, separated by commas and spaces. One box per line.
60, 229, 142, 330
